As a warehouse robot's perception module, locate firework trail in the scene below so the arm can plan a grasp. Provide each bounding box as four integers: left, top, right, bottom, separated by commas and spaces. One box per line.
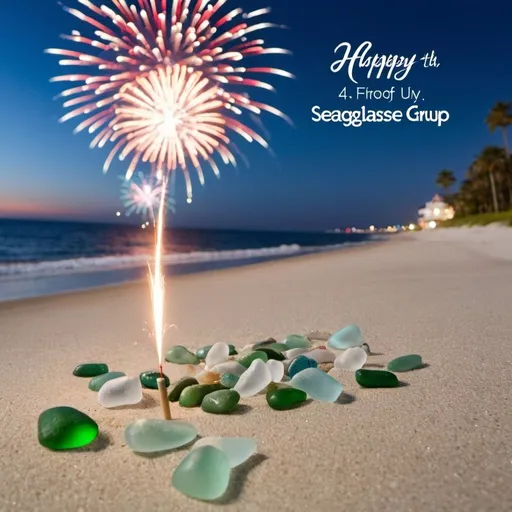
47, 0, 293, 201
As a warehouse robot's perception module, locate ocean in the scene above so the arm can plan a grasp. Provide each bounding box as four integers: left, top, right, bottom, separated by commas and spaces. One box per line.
0, 219, 384, 302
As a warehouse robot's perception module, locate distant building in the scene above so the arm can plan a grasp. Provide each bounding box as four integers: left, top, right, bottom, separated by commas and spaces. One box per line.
418, 194, 455, 229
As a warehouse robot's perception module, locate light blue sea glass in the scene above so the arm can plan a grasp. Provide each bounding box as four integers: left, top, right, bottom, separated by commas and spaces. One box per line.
327, 324, 363, 349
124, 419, 197, 453
172, 446, 230, 501
192, 437, 257, 468
290, 368, 343, 402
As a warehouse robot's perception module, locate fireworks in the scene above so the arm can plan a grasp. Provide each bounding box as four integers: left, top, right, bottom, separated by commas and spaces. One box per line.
47, 0, 290, 388
46, 0, 293, 200
120, 171, 175, 219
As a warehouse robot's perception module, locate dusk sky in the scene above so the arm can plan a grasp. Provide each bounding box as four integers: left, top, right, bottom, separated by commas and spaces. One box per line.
1, 0, 511, 231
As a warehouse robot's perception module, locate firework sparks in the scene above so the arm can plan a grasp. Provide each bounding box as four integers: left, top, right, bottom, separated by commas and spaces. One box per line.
112, 64, 267, 200
120, 171, 175, 219
47, 0, 293, 200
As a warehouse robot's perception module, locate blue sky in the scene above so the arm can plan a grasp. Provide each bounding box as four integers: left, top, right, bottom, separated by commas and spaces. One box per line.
1, 0, 511, 230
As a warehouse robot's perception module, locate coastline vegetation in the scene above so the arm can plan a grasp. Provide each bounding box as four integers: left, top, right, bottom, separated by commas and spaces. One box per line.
441, 210, 512, 227
435, 102, 512, 227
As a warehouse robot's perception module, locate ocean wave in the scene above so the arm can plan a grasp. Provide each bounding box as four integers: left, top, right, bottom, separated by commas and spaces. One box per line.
0, 243, 351, 278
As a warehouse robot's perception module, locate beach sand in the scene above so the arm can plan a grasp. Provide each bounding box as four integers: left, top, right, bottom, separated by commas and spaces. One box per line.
1, 230, 511, 512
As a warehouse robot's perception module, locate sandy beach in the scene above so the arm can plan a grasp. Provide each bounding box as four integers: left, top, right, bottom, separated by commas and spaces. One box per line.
1, 229, 511, 512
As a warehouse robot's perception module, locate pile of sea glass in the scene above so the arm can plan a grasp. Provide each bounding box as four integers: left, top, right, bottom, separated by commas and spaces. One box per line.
37, 324, 423, 501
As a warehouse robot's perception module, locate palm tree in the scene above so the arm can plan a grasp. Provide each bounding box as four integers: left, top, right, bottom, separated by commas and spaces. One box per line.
436, 169, 456, 192
475, 147, 507, 213
486, 102, 512, 206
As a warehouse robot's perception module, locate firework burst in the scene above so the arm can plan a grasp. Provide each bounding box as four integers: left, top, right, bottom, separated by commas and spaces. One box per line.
46, 0, 293, 199
119, 171, 175, 219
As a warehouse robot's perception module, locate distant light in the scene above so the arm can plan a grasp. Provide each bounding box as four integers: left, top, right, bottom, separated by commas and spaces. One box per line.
409, 224, 415, 230
187, 198, 192, 204
433, 208, 440, 215
141, 224, 146, 229
369, 225, 375, 232
345, 228, 351, 234
145, 221, 150, 226
116, 211, 121, 217
429, 221, 437, 229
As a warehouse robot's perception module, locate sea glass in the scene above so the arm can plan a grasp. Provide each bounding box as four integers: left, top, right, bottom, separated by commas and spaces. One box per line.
234, 359, 272, 398
179, 383, 225, 408
266, 360, 285, 383
168, 377, 198, 402
304, 349, 336, 364
205, 342, 230, 368
356, 369, 399, 388
283, 335, 311, 349
290, 368, 343, 402
195, 345, 213, 360
327, 324, 364, 350
288, 355, 318, 378
387, 354, 423, 372
266, 387, 307, 410
192, 437, 257, 468
210, 361, 246, 377
98, 376, 143, 408
220, 373, 240, 388
201, 390, 240, 414
172, 446, 231, 501
140, 371, 170, 389
88, 372, 126, 391
38, 406, 98, 450
165, 346, 200, 365
238, 351, 269, 368
125, 419, 197, 453
256, 348, 285, 361
334, 347, 367, 371
73, 363, 108, 378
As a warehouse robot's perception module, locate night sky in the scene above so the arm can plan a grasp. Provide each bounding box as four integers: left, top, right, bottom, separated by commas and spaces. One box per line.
1, 0, 511, 231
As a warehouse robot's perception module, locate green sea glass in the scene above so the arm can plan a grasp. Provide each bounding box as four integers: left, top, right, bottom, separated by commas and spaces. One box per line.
73, 363, 108, 378
168, 377, 199, 402
220, 373, 240, 388
387, 354, 423, 372
88, 371, 126, 392
201, 390, 240, 414
238, 351, 268, 368
283, 335, 311, 349
139, 371, 170, 389
38, 406, 98, 450
124, 419, 197, 453
255, 348, 285, 361
172, 446, 231, 501
179, 383, 225, 408
356, 369, 399, 388
195, 344, 237, 359
165, 346, 200, 365
266, 387, 307, 410
268, 343, 288, 352
195, 345, 213, 360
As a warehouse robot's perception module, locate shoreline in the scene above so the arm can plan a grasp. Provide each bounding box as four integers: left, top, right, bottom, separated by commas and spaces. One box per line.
1, 230, 511, 511
0, 237, 390, 306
